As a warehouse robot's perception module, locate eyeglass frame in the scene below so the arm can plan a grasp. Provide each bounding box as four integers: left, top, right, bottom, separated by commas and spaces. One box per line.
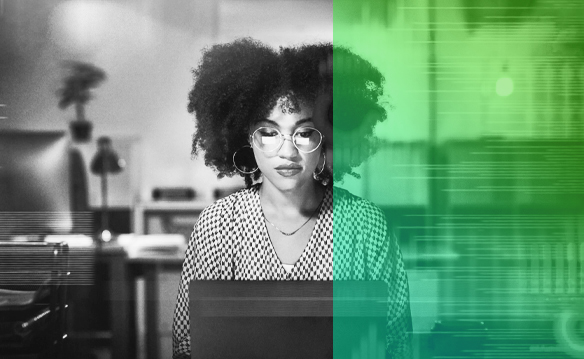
249, 126, 324, 154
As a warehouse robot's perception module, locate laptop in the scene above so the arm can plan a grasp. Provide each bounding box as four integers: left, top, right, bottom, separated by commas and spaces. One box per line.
189, 280, 387, 359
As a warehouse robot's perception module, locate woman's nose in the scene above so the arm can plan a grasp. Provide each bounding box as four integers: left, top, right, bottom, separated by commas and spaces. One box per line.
277, 135, 299, 158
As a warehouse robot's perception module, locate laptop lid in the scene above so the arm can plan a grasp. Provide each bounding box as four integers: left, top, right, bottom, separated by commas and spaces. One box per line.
189, 280, 387, 359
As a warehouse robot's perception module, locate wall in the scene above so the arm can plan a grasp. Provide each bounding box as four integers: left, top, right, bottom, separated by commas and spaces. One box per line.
0, 0, 333, 206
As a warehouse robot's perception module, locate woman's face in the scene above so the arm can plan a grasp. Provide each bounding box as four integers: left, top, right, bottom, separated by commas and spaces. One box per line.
250, 101, 323, 192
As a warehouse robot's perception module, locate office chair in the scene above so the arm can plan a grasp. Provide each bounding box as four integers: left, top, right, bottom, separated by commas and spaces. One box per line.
0, 241, 69, 359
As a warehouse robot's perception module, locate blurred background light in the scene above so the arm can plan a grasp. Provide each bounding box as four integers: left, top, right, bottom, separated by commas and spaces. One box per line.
50, 1, 108, 52
496, 76, 514, 97
101, 229, 112, 242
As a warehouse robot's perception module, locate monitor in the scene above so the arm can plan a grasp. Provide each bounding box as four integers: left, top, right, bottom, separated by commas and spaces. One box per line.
0, 131, 72, 238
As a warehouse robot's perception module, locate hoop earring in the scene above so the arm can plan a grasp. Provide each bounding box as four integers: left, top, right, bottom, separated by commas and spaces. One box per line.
313, 152, 326, 180
233, 145, 258, 174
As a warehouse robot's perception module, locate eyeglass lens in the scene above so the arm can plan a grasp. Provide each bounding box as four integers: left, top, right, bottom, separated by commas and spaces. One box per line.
252, 127, 322, 153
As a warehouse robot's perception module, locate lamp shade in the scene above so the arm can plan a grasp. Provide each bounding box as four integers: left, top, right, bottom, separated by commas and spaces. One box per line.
90, 136, 124, 175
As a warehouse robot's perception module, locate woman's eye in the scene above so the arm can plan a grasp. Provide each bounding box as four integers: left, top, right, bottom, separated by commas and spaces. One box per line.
259, 129, 279, 137
296, 129, 314, 138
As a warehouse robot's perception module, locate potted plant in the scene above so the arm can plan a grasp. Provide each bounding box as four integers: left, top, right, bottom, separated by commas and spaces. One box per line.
57, 61, 107, 142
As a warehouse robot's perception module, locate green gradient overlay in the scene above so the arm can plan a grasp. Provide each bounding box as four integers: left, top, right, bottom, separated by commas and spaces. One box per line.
333, 0, 584, 358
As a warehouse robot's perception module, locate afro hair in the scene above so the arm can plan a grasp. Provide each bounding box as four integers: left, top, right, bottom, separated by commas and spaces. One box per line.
188, 37, 388, 187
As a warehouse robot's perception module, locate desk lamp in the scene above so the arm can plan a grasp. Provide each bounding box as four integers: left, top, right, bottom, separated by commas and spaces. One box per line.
90, 136, 124, 242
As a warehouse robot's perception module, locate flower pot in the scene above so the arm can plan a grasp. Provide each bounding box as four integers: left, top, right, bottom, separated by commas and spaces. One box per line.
69, 120, 93, 142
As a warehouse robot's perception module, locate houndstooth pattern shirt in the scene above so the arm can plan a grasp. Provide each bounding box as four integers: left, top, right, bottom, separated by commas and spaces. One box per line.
172, 184, 412, 359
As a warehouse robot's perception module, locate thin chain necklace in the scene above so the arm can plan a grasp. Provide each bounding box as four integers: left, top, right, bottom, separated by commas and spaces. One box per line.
263, 199, 323, 236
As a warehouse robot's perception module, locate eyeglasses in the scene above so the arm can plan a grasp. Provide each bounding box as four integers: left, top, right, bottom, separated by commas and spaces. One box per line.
251, 127, 323, 154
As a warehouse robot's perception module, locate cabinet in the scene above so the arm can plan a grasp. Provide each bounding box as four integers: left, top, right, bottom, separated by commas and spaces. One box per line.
133, 201, 209, 239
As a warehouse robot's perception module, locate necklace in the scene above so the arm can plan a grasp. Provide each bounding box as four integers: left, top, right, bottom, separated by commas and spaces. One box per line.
263, 200, 323, 236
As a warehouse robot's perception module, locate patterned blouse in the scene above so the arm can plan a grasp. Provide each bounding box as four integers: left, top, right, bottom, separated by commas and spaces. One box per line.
172, 184, 412, 359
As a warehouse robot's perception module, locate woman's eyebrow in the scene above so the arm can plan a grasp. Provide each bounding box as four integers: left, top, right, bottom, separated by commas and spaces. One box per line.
256, 118, 314, 127
296, 118, 313, 126
257, 119, 279, 127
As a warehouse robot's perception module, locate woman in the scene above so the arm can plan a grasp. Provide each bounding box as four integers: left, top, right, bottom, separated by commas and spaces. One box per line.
173, 38, 412, 359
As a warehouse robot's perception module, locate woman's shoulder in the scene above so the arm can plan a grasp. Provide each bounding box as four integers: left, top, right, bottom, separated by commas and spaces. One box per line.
332, 187, 395, 269
333, 186, 388, 234
197, 185, 258, 223
333, 186, 384, 218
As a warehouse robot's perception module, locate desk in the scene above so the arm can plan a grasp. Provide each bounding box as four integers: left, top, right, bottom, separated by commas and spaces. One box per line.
98, 246, 183, 359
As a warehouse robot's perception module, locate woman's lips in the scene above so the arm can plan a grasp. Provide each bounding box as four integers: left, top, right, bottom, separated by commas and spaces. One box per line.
275, 165, 302, 177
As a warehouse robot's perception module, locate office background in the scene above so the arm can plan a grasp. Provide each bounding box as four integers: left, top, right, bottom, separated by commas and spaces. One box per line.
1, 0, 583, 358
